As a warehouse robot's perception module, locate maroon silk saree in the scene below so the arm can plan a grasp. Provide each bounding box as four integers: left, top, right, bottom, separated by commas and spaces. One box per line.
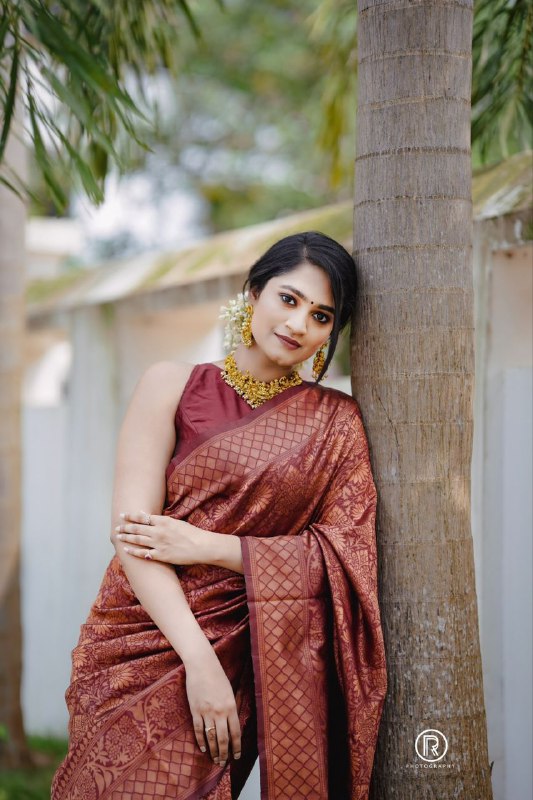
51, 382, 387, 800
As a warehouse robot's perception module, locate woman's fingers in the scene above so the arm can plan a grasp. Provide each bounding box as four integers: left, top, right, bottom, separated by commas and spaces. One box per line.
192, 714, 239, 765
228, 709, 242, 760
123, 546, 157, 559
214, 718, 230, 765
192, 714, 207, 754
204, 721, 219, 763
117, 532, 152, 546
119, 510, 156, 525
116, 517, 156, 556
116, 520, 153, 536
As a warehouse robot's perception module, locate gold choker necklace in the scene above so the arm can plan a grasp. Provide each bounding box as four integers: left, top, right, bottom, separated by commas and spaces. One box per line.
220, 351, 302, 408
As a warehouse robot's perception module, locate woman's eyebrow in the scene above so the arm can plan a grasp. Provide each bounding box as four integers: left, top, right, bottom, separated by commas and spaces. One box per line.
279, 285, 335, 315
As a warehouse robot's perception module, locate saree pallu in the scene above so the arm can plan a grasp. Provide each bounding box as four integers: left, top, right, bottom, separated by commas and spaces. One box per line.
51, 382, 387, 800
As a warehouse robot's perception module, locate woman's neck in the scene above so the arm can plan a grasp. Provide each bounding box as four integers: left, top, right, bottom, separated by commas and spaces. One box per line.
230, 345, 297, 382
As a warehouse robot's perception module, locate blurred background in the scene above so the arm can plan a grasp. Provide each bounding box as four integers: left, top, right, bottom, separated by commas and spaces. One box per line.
0, 1, 531, 798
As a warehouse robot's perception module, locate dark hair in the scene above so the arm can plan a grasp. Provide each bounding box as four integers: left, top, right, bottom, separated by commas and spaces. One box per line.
242, 231, 357, 382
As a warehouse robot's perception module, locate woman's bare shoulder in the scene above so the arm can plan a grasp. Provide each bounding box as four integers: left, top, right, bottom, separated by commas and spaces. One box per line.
135, 360, 198, 410
140, 359, 195, 381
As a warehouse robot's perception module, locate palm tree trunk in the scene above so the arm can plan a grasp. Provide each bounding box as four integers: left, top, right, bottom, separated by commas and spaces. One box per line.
352, 1, 493, 797
0, 94, 31, 769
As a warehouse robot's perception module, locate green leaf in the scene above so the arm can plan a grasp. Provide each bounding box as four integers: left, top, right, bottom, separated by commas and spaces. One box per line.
0, 42, 19, 165
0, 6, 12, 56
177, 0, 202, 39
472, 0, 532, 162
21, 2, 139, 110
28, 87, 68, 211
40, 113, 104, 204
40, 65, 123, 166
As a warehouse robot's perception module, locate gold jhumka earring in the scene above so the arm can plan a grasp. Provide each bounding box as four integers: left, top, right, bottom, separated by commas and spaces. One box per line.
312, 340, 329, 381
241, 303, 254, 347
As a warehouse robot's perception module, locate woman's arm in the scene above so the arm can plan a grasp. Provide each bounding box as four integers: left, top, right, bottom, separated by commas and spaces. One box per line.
109, 361, 215, 667
110, 361, 243, 764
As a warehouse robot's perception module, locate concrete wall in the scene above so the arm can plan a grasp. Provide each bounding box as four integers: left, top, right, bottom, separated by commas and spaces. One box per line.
22, 404, 71, 734
472, 242, 532, 800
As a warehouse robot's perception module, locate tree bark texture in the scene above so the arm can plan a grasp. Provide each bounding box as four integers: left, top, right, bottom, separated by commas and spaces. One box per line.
0, 96, 31, 768
352, 1, 493, 797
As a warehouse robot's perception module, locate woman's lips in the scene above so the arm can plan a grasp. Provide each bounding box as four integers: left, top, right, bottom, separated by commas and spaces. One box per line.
275, 333, 301, 350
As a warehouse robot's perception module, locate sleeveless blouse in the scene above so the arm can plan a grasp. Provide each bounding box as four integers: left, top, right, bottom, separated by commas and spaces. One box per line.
171, 361, 313, 463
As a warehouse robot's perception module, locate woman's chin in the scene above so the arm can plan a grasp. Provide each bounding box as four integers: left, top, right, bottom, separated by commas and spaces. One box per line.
250, 338, 302, 370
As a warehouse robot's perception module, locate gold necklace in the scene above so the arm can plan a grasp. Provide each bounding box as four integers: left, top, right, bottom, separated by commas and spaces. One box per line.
220, 351, 302, 408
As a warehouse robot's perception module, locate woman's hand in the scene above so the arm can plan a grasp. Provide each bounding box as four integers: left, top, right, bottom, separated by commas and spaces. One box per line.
185, 650, 242, 766
115, 510, 214, 566
115, 510, 244, 573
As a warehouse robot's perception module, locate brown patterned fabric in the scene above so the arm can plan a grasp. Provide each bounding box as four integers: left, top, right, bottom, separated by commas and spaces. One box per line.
51, 380, 387, 799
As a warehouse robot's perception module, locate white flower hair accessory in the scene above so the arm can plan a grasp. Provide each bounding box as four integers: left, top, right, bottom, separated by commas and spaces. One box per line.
218, 290, 250, 353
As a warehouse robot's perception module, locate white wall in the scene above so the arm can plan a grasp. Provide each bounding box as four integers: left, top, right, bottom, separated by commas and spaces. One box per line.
22, 405, 71, 734
474, 243, 533, 800
500, 368, 532, 800
22, 306, 121, 735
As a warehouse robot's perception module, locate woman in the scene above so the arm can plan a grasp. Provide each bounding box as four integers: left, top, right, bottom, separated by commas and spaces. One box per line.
51, 231, 387, 800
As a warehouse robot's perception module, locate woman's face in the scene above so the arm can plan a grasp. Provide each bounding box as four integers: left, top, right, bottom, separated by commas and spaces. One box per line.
249, 261, 335, 367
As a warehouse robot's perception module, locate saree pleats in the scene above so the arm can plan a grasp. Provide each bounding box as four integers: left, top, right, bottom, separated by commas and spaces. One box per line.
52, 384, 387, 800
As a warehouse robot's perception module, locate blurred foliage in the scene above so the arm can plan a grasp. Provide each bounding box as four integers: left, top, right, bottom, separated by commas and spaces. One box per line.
307, 0, 357, 188
0, 735, 67, 800
1, 0, 530, 232
311, 0, 532, 175
121, 0, 355, 232
472, 0, 532, 165
200, 182, 327, 233
0, 0, 209, 209
3, 0, 355, 231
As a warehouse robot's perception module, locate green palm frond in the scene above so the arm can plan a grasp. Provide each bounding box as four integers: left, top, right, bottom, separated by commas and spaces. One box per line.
0, 0, 209, 211
472, 0, 532, 164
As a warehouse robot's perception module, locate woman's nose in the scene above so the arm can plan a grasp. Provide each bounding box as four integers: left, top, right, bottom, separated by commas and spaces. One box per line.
286, 313, 307, 335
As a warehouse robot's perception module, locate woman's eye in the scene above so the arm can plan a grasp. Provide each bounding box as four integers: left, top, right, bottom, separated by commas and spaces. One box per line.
280, 294, 330, 324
